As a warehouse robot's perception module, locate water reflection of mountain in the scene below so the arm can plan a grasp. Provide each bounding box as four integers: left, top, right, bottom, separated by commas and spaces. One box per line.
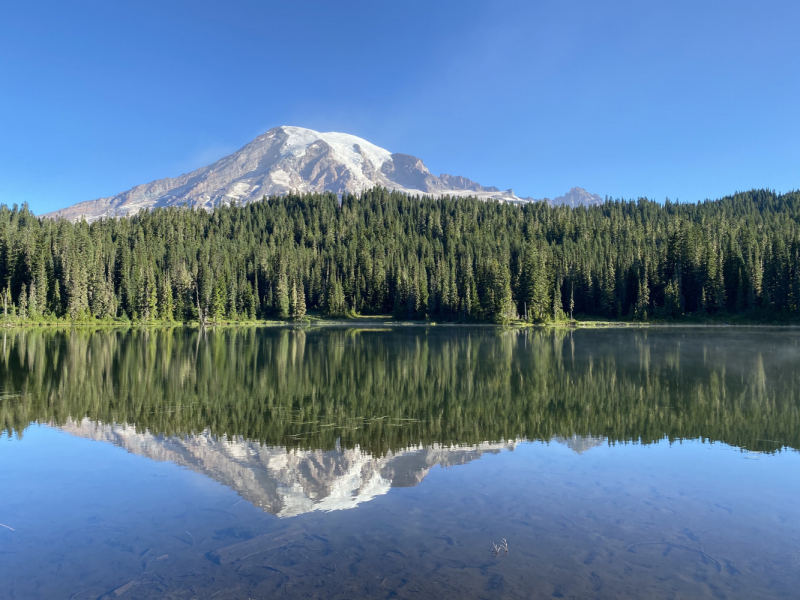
58, 418, 520, 517
553, 435, 606, 454
3, 327, 800, 453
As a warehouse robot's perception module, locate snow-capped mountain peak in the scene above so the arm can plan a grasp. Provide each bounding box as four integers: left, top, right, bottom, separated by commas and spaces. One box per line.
44, 126, 603, 221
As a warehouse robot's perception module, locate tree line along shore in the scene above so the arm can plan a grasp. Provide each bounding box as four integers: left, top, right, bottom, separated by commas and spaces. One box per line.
0, 187, 798, 325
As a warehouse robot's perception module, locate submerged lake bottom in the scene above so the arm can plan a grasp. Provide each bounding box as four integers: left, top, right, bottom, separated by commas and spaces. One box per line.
0, 327, 799, 599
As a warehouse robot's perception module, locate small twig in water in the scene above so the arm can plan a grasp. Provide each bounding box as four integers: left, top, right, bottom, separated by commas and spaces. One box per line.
490, 538, 509, 562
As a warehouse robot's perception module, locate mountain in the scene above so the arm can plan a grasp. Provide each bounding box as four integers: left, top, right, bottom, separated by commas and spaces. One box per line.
57, 418, 520, 517
56, 419, 606, 517
44, 126, 605, 221
552, 434, 606, 454
45, 126, 531, 222
547, 187, 604, 207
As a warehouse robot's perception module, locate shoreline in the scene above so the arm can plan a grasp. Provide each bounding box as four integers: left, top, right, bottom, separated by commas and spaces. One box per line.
1, 317, 799, 331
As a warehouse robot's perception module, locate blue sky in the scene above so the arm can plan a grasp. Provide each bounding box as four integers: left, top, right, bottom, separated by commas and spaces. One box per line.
1, 0, 798, 214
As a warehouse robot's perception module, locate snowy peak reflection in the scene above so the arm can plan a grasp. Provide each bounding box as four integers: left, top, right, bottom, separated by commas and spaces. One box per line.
553, 435, 606, 454
58, 419, 520, 517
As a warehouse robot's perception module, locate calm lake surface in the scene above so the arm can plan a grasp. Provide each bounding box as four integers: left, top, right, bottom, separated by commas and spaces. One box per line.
1, 327, 799, 599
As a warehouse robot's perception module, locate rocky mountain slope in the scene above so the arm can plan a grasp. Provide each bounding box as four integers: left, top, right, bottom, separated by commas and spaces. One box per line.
547, 187, 604, 207
45, 126, 604, 221
46, 126, 528, 221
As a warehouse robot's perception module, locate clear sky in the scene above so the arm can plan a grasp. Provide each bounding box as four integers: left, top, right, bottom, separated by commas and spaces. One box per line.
1, 0, 798, 214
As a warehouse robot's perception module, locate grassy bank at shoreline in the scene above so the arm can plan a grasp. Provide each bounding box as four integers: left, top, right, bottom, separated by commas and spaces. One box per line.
1, 311, 799, 330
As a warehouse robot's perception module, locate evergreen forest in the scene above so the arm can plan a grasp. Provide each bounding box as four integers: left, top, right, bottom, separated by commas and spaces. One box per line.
1, 187, 799, 324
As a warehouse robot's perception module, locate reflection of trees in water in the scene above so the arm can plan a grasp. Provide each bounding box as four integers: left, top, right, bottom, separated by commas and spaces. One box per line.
1, 327, 799, 453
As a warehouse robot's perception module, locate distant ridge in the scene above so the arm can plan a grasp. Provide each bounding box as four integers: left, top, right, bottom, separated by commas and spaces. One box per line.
45, 126, 603, 221
546, 187, 604, 207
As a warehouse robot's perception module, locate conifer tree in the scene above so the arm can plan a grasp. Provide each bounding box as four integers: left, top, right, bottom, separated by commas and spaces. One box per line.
18, 284, 27, 319
569, 282, 575, 321
635, 264, 649, 320
276, 273, 290, 319
665, 268, 684, 318
289, 280, 298, 319
295, 281, 307, 320
212, 278, 226, 321
27, 280, 38, 319
161, 273, 175, 321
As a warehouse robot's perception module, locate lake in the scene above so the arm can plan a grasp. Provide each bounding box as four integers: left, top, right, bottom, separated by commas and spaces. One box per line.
1, 326, 799, 599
